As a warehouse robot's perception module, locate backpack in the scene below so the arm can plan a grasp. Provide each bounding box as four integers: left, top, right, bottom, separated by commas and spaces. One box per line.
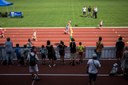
29, 54, 37, 66
40, 48, 48, 55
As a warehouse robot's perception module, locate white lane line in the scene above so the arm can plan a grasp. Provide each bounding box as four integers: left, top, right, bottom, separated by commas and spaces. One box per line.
0, 74, 123, 77
4, 27, 128, 29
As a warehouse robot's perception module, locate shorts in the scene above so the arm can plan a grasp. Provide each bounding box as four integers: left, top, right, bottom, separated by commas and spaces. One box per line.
41, 53, 46, 59
89, 73, 97, 81
79, 52, 83, 56
70, 53, 77, 59
29, 64, 39, 73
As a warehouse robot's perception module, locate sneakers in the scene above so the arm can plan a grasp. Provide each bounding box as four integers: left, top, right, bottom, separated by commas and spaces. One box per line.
53, 64, 56, 67
48, 64, 56, 67
48, 64, 52, 67
32, 76, 40, 81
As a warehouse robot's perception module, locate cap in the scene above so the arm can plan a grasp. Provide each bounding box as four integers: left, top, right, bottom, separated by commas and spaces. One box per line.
113, 63, 118, 67
92, 54, 97, 59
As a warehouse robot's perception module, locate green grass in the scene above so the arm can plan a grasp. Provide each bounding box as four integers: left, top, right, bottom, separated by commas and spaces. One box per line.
0, 0, 128, 27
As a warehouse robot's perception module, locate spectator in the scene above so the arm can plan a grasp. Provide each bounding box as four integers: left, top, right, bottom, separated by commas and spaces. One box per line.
88, 6, 92, 17
116, 36, 125, 60
82, 6, 86, 16
20, 44, 30, 66
87, 54, 101, 85
4, 37, 14, 65
121, 46, 128, 78
46, 40, 56, 67
15, 44, 21, 65
27, 46, 40, 80
27, 38, 33, 47
69, 38, 77, 66
57, 41, 67, 64
77, 42, 85, 64
95, 37, 104, 60
40, 45, 47, 65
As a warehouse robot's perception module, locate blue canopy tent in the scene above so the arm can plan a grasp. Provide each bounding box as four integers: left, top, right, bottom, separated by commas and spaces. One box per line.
0, 0, 23, 18
0, 0, 13, 13
0, 0, 13, 6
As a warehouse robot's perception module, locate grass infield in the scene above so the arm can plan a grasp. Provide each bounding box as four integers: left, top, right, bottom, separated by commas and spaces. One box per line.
0, 0, 128, 27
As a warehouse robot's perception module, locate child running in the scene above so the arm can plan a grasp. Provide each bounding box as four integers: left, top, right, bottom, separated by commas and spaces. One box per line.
32, 31, 37, 41
64, 19, 72, 34
0, 28, 5, 38
98, 20, 103, 29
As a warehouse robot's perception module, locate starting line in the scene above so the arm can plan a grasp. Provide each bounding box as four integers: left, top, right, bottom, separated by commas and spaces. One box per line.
0, 74, 123, 77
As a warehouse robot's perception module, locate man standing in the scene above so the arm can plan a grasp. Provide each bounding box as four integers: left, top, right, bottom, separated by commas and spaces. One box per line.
93, 7, 98, 19
87, 54, 101, 85
82, 6, 86, 16
88, 6, 92, 17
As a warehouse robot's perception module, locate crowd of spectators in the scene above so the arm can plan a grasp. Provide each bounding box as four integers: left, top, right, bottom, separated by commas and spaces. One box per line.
0, 35, 128, 82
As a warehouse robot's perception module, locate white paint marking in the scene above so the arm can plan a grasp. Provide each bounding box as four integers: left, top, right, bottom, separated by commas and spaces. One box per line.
0, 74, 122, 77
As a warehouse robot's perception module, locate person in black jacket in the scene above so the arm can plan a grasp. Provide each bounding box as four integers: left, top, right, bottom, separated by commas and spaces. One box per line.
70, 38, 77, 66
46, 40, 56, 67
58, 41, 67, 64
116, 36, 125, 60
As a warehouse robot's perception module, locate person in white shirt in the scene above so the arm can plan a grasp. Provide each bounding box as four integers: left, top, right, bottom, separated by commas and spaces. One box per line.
82, 6, 86, 16
93, 7, 98, 19
27, 47, 40, 80
87, 54, 101, 85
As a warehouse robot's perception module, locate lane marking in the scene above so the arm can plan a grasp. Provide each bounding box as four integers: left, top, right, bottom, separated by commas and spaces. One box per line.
0, 74, 123, 77
4, 27, 128, 29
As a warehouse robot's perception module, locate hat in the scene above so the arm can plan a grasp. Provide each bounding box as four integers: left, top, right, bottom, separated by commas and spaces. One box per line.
113, 63, 118, 67
92, 54, 97, 59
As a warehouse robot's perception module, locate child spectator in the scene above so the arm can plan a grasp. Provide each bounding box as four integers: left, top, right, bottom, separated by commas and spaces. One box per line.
20, 45, 30, 66
40, 45, 47, 65
77, 42, 85, 64
15, 44, 21, 65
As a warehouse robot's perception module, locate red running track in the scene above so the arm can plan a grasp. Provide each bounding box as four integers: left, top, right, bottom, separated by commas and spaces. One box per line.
0, 27, 128, 47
